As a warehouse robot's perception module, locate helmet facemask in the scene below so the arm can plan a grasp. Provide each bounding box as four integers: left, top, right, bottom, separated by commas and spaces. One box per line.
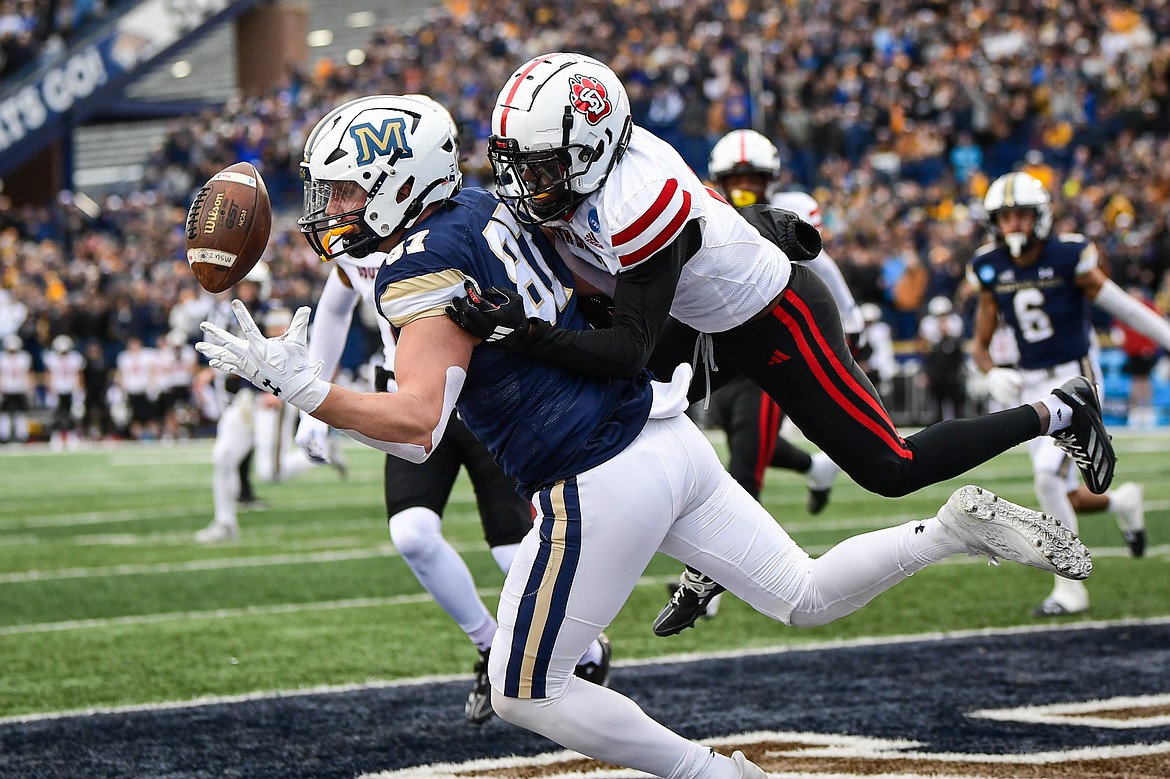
991, 206, 1040, 258
300, 167, 391, 259
715, 169, 774, 208
490, 137, 589, 224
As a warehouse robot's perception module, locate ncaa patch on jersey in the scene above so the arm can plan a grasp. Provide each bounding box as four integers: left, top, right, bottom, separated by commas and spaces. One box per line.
588, 207, 601, 232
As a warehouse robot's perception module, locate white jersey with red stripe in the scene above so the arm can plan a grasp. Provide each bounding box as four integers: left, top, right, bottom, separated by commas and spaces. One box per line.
770, 190, 821, 229
44, 350, 84, 395
334, 252, 397, 370
550, 126, 792, 333
0, 349, 31, 394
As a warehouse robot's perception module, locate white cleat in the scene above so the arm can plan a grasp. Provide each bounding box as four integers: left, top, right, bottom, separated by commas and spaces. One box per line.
732, 751, 767, 779
195, 521, 240, 543
937, 485, 1092, 580
1110, 482, 1146, 557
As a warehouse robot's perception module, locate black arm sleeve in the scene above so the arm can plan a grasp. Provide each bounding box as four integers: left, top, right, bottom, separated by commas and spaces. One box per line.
512, 219, 701, 379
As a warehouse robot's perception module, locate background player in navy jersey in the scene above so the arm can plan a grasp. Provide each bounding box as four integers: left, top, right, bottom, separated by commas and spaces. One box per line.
291, 95, 607, 724
970, 171, 1170, 617
447, 52, 1117, 632
197, 94, 1091, 779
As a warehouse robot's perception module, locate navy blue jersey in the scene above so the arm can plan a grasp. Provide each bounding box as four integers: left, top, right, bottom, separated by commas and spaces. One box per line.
374, 188, 652, 495
968, 235, 1099, 370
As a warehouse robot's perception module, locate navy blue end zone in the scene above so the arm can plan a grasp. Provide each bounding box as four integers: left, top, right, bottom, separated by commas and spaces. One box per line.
2, 622, 1168, 778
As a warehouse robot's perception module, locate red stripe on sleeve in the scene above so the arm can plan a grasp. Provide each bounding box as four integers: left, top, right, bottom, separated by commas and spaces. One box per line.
618, 189, 692, 266
612, 179, 679, 246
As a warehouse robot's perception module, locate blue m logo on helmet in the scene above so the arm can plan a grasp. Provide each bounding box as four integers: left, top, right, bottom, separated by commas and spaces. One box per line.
350, 118, 413, 165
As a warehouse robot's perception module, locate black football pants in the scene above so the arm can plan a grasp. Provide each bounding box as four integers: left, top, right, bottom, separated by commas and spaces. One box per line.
384, 414, 532, 548
649, 263, 1042, 498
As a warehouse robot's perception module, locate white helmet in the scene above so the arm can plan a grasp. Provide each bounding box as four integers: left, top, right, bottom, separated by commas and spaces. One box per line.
927, 296, 953, 317
404, 93, 458, 144
300, 94, 461, 260
708, 129, 780, 183
488, 52, 633, 223
51, 334, 74, 353
708, 129, 781, 207
983, 172, 1052, 257
240, 260, 273, 301
859, 303, 883, 324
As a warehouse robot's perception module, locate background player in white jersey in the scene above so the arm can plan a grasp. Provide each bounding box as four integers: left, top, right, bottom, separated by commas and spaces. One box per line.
0, 334, 32, 443
114, 336, 158, 440
42, 335, 84, 449
194, 265, 333, 542
704, 128, 848, 513
450, 52, 1117, 632
290, 97, 604, 722
970, 171, 1170, 617
155, 329, 199, 441
198, 94, 1092, 779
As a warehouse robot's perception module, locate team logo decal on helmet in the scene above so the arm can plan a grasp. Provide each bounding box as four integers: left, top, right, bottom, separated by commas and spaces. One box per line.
349, 119, 413, 165
569, 75, 612, 125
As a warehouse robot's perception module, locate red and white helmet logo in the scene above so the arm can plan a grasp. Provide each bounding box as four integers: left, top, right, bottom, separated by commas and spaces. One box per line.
569, 74, 612, 125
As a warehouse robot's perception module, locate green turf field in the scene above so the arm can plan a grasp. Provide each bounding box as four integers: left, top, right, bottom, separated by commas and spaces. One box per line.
1, 430, 1166, 719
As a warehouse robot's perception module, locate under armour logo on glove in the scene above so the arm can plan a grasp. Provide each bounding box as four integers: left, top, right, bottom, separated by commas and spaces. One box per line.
196, 300, 331, 413
445, 280, 534, 347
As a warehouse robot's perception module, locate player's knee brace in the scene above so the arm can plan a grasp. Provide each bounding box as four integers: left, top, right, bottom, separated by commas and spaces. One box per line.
388, 507, 444, 563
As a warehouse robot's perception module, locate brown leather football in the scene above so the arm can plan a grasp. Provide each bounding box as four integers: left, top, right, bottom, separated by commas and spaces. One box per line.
185, 162, 272, 293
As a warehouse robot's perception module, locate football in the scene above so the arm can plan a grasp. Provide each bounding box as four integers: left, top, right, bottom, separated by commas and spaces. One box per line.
185, 161, 272, 293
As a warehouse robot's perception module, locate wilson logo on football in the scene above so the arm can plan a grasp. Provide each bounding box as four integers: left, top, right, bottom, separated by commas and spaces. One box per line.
569, 74, 611, 124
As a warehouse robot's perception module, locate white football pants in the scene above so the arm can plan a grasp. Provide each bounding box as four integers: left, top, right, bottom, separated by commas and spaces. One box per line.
489, 412, 965, 779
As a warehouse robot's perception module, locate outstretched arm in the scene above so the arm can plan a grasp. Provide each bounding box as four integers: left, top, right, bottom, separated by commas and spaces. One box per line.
199, 302, 473, 462
1081, 267, 1170, 350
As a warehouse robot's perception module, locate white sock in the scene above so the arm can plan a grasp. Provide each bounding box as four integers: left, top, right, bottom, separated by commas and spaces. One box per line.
1039, 395, 1074, 435
389, 507, 493, 634
467, 615, 497, 652
491, 541, 520, 573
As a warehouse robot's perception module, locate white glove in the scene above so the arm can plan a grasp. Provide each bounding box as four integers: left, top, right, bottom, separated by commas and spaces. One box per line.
985, 367, 1023, 406
196, 300, 331, 413
295, 411, 332, 464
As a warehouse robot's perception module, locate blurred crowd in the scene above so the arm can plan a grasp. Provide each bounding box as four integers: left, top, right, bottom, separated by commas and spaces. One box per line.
4, 0, 1170, 440
0, 0, 128, 79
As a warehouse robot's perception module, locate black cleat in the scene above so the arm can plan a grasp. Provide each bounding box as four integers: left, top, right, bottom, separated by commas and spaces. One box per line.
1124, 529, 1147, 558
653, 568, 727, 637
1050, 377, 1115, 494
573, 633, 612, 687
807, 489, 831, 515
465, 649, 494, 725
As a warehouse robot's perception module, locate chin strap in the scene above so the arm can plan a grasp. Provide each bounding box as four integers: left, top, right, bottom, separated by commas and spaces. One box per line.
1094, 279, 1170, 351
